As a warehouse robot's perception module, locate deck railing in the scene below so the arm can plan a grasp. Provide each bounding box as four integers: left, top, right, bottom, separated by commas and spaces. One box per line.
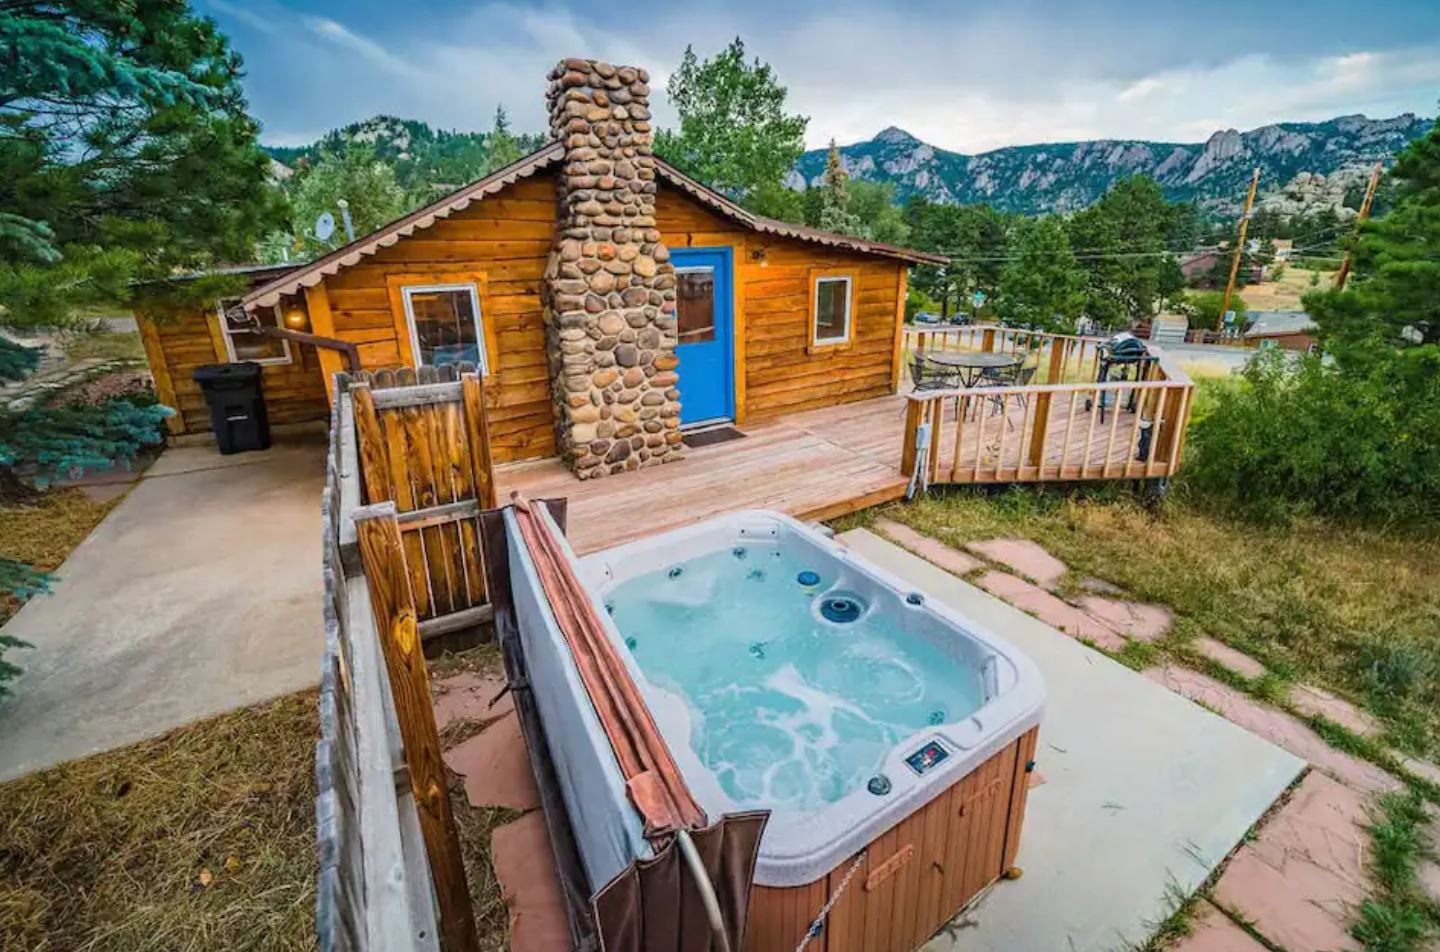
904, 323, 1111, 385
901, 328, 1195, 486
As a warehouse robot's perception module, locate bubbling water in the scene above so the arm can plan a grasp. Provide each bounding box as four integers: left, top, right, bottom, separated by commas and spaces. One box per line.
608, 545, 985, 812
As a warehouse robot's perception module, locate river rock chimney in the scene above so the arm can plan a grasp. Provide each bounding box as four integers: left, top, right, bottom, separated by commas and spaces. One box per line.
543, 58, 683, 479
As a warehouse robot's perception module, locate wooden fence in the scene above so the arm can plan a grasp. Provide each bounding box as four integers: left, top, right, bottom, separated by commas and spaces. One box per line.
317, 364, 497, 952
900, 327, 1195, 486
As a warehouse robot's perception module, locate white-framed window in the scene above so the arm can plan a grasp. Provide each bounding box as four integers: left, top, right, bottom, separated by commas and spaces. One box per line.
219, 299, 291, 365
812, 275, 852, 344
400, 283, 488, 373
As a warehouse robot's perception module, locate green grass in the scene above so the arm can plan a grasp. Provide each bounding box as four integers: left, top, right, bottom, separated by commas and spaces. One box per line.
59, 329, 145, 364
851, 486, 1440, 765
1351, 792, 1439, 951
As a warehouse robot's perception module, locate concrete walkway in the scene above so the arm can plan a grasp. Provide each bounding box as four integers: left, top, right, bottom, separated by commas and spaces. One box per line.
0, 434, 327, 782
839, 530, 1305, 952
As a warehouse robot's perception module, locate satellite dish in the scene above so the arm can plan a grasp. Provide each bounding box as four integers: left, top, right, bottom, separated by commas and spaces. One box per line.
314, 211, 336, 241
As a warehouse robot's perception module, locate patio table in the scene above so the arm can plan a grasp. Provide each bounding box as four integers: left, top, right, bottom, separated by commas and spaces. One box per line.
922, 350, 1023, 388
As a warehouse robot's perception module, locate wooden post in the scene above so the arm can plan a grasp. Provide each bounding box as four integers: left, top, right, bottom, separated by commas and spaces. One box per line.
890, 267, 910, 393
305, 284, 347, 405
981, 327, 996, 352
1334, 161, 1383, 291
353, 505, 478, 952
460, 373, 497, 509
926, 399, 943, 482
1217, 167, 1261, 331
901, 398, 924, 476
1026, 391, 1053, 470
135, 314, 185, 436
1046, 341, 1066, 385
351, 385, 396, 505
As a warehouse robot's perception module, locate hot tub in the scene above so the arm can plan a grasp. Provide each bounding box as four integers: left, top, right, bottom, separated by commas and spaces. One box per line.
577, 510, 1045, 951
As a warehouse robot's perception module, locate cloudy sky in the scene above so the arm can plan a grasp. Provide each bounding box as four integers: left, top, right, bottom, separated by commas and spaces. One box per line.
201, 0, 1440, 152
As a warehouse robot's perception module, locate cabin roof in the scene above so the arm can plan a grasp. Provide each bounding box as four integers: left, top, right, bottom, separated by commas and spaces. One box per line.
242, 142, 945, 310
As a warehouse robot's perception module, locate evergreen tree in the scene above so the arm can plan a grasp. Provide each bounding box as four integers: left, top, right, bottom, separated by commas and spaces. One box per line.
846, 180, 910, 246
655, 38, 808, 220
1306, 115, 1440, 356
0, 0, 284, 327
994, 217, 1085, 332
904, 198, 1009, 319
816, 140, 863, 236
484, 106, 522, 173
1067, 176, 1184, 321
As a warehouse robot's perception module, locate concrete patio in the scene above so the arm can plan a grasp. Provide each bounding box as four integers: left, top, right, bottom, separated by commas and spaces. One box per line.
0, 433, 326, 782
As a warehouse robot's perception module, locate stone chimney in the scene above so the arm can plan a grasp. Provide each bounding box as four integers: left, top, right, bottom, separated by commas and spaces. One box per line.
543, 58, 682, 479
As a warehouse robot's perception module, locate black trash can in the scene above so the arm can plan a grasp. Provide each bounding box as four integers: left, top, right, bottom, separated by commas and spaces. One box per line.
193, 362, 270, 454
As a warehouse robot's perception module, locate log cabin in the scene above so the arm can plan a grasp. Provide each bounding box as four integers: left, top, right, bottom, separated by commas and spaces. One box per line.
137, 58, 943, 478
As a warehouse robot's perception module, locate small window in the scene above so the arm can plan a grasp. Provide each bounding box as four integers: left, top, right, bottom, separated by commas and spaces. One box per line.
812, 275, 852, 344
676, 268, 716, 344
219, 299, 290, 364
401, 284, 487, 371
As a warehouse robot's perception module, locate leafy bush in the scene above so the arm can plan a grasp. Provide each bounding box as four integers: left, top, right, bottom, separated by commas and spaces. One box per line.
1185, 349, 1440, 522
0, 394, 173, 485
0, 337, 41, 383
1183, 290, 1248, 330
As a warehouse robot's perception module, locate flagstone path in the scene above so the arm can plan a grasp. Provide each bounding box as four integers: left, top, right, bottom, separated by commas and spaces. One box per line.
868, 517, 1438, 952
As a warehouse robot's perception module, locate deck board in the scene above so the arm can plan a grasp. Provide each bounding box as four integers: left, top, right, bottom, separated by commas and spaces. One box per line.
496, 387, 1158, 555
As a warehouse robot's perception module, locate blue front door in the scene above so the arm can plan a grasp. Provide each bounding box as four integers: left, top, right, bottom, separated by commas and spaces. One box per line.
671, 247, 734, 425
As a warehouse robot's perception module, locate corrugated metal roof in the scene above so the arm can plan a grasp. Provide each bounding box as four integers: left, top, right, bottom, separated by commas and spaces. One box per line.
1245, 311, 1316, 337
241, 142, 945, 310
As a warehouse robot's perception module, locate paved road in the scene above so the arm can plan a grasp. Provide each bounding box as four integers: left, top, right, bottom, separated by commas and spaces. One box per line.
0, 434, 326, 781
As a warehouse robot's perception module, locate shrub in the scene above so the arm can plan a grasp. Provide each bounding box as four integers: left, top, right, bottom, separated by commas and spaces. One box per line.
1184, 349, 1440, 522
0, 394, 173, 486
0, 337, 41, 383
1184, 290, 1248, 330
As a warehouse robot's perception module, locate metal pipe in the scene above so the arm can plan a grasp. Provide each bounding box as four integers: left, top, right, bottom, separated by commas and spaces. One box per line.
676, 829, 732, 952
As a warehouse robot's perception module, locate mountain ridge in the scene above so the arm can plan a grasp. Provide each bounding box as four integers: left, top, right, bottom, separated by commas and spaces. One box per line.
790, 113, 1433, 216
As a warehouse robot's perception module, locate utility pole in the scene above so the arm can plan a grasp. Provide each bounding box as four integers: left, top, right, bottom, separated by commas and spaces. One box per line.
1333, 161, 1383, 291
1217, 166, 1261, 332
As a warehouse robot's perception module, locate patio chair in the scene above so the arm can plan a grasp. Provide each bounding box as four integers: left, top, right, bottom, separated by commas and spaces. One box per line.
908, 353, 962, 420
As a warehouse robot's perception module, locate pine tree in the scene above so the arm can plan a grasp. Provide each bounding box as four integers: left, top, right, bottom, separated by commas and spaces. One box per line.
0, 1, 284, 328
995, 218, 1085, 332
817, 140, 863, 236
1306, 115, 1440, 356
485, 106, 522, 173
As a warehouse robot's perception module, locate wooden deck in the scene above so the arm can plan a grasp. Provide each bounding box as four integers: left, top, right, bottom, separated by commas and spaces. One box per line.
495, 387, 1159, 555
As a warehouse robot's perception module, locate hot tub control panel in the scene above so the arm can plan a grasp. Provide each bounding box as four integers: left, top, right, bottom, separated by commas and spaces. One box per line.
904, 740, 950, 775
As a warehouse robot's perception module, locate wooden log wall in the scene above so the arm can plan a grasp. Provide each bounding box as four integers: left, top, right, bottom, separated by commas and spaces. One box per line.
344, 367, 497, 631
656, 183, 908, 424
310, 176, 560, 463
136, 307, 329, 436
744, 727, 1038, 952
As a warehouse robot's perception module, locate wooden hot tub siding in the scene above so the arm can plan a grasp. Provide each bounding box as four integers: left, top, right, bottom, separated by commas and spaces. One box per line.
743, 726, 1039, 952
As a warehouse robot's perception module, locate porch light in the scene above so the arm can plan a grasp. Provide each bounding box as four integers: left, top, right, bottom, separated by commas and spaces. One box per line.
283, 302, 309, 330
750, 246, 769, 268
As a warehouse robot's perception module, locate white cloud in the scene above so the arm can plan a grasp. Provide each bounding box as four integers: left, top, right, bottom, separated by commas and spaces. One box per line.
216, 2, 1440, 153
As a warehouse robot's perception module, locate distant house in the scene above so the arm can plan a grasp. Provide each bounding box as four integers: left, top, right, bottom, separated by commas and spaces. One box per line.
1244, 311, 1317, 351
1181, 249, 1265, 288
1271, 238, 1294, 261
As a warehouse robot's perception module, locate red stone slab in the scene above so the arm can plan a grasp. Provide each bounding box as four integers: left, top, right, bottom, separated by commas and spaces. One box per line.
873, 518, 983, 576
1144, 666, 1400, 796
491, 811, 570, 952
442, 713, 539, 811
1213, 772, 1372, 952
1288, 683, 1383, 739
433, 669, 514, 732
1171, 901, 1269, 952
976, 570, 1127, 650
1192, 637, 1267, 680
965, 537, 1069, 589
1074, 594, 1173, 642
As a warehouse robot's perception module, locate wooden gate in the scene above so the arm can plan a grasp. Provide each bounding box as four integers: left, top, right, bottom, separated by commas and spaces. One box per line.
342, 363, 498, 638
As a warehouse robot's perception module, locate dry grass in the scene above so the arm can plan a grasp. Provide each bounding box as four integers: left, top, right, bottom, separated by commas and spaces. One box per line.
0, 488, 123, 626
845, 488, 1440, 758
1240, 267, 1334, 312
0, 692, 319, 952
59, 330, 146, 365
